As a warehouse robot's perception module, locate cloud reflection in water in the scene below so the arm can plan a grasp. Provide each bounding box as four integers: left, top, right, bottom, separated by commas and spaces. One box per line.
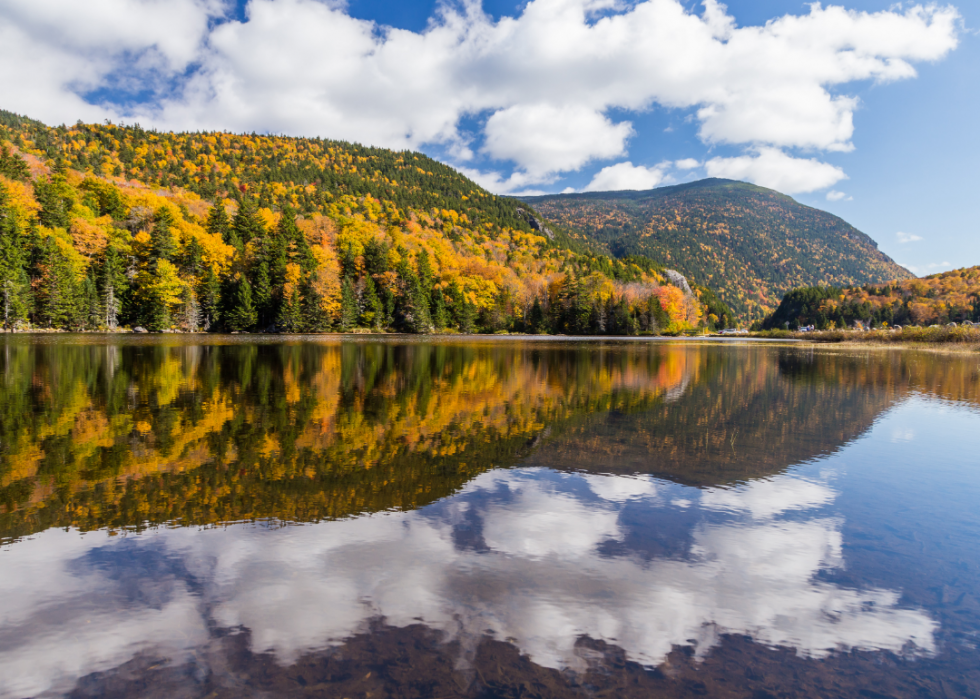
0, 469, 936, 698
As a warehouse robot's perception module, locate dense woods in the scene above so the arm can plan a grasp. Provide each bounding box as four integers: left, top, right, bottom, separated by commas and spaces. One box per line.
761, 266, 980, 330
0, 110, 729, 335
523, 179, 911, 321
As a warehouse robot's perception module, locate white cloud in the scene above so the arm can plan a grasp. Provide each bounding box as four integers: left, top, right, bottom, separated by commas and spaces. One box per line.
826, 190, 852, 201
897, 231, 923, 243
674, 158, 701, 170
583, 161, 667, 192
483, 104, 633, 177
705, 148, 847, 194
0, 0, 961, 192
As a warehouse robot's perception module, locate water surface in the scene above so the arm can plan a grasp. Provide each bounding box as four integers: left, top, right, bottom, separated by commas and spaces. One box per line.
1, 337, 978, 698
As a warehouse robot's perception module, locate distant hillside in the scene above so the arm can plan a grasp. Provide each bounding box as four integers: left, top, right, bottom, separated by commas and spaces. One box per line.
0, 109, 726, 334
762, 266, 980, 330
522, 179, 912, 320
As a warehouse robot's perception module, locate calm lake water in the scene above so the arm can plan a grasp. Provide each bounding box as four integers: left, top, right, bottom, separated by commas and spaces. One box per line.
1, 336, 979, 698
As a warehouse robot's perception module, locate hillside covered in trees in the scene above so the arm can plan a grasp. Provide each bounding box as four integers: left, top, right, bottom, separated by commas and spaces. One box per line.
522, 179, 911, 322
0, 110, 731, 334
761, 266, 980, 330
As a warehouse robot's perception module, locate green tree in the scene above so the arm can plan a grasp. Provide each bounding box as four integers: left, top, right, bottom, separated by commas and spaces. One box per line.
36, 238, 79, 328
227, 277, 257, 331
0, 189, 30, 328
198, 266, 221, 331
361, 275, 383, 330
232, 197, 264, 247
301, 277, 330, 332
0, 144, 31, 181
206, 203, 232, 245
277, 286, 302, 333
252, 260, 273, 329
340, 276, 358, 331
151, 206, 177, 261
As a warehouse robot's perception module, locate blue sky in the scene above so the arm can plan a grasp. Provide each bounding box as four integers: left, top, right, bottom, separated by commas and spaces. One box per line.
0, 0, 974, 275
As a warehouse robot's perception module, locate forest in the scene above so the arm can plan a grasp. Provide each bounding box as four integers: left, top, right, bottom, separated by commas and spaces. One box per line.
523, 178, 911, 321
0, 110, 732, 335
760, 266, 980, 330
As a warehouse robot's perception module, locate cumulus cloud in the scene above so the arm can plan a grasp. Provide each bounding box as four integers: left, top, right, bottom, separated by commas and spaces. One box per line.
705, 148, 848, 194
900, 261, 950, 276
0, 0, 961, 192
674, 158, 701, 170
0, 469, 937, 695
583, 161, 668, 192
826, 190, 852, 201
897, 231, 924, 243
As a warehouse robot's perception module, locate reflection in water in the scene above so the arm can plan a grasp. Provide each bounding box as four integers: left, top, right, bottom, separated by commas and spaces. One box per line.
1, 337, 979, 698
0, 469, 937, 698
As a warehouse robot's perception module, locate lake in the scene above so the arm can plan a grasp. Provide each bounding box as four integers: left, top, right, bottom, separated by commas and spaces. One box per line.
1, 336, 978, 698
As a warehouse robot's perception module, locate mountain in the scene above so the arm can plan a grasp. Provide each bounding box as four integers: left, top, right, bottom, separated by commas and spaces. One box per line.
521, 179, 913, 320
762, 265, 980, 330
0, 109, 726, 334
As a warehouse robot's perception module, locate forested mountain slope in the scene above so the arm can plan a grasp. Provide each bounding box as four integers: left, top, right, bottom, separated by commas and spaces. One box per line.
0, 110, 729, 334
522, 179, 912, 321
762, 266, 980, 330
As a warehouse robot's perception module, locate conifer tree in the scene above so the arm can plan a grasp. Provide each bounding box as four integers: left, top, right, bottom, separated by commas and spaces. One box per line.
37, 237, 79, 328
83, 274, 102, 329
0, 145, 30, 181
198, 266, 221, 331
340, 276, 358, 331
416, 249, 433, 295
227, 277, 257, 331
179, 286, 201, 332
232, 197, 264, 247
277, 286, 302, 333
431, 288, 448, 331
0, 199, 29, 329
206, 203, 232, 245
151, 206, 177, 261
361, 275, 383, 330
34, 176, 73, 230
528, 297, 545, 334
301, 277, 330, 332
253, 260, 273, 329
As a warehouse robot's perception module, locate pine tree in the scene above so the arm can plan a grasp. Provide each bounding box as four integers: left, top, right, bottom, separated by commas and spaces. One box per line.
37, 237, 79, 329
528, 297, 545, 334
361, 275, 383, 330
0, 145, 31, 181
431, 288, 448, 331
277, 286, 302, 333
340, 276, 358, 331
301, 277, 330, 332
34, 176, 73, 230
206, 203, 232, 245
83, 274, 101, 329
227, 277, 257, 331
232, 197, 265, 247
180, 235, 204, 277
198, 266, 221, 331
151, 206, 177, 261
416, 249, 434, 295
253, 260, 273, 329
0, 187, 30, 329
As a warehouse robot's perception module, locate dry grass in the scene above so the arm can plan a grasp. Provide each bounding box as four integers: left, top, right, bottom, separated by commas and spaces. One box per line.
753, 326, 980, 352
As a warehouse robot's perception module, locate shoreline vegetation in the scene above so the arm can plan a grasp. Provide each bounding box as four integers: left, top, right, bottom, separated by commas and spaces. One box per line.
752, 325, 980, 352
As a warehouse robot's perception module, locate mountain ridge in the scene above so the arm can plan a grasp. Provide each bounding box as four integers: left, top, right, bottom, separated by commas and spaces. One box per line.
522, 178, 912, 320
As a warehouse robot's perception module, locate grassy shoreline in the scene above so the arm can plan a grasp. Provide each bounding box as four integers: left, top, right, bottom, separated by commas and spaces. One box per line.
751, 326, 980, 353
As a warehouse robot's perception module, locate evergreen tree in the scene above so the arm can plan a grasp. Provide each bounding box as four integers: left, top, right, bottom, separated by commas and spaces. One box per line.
528, 297, 545, 334
206, 203, 232, 245
198, 266, 221, 331
361, 275, 383, 330
83, 274, 101, 329
180, 235, 204, 277
227, 277, 257, 331
340, 276, 358, 331
431, 288, 448, 331
37, 237, 79, 329
416, 249, 433, 294
252, 260, 273, 329
151, 206, 177, 261
363, 238, 390, 276
277, 286, 302, 333
301, 277, 330, 332
231, 197, 265, 247
34, 176, 73, 230
0, 145, 31, 181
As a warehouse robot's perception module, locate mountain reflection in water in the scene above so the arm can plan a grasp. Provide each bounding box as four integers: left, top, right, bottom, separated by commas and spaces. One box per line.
1, 337, 979, 698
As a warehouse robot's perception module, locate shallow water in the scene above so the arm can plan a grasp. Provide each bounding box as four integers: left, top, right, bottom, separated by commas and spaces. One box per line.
0, 336, 978, 698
